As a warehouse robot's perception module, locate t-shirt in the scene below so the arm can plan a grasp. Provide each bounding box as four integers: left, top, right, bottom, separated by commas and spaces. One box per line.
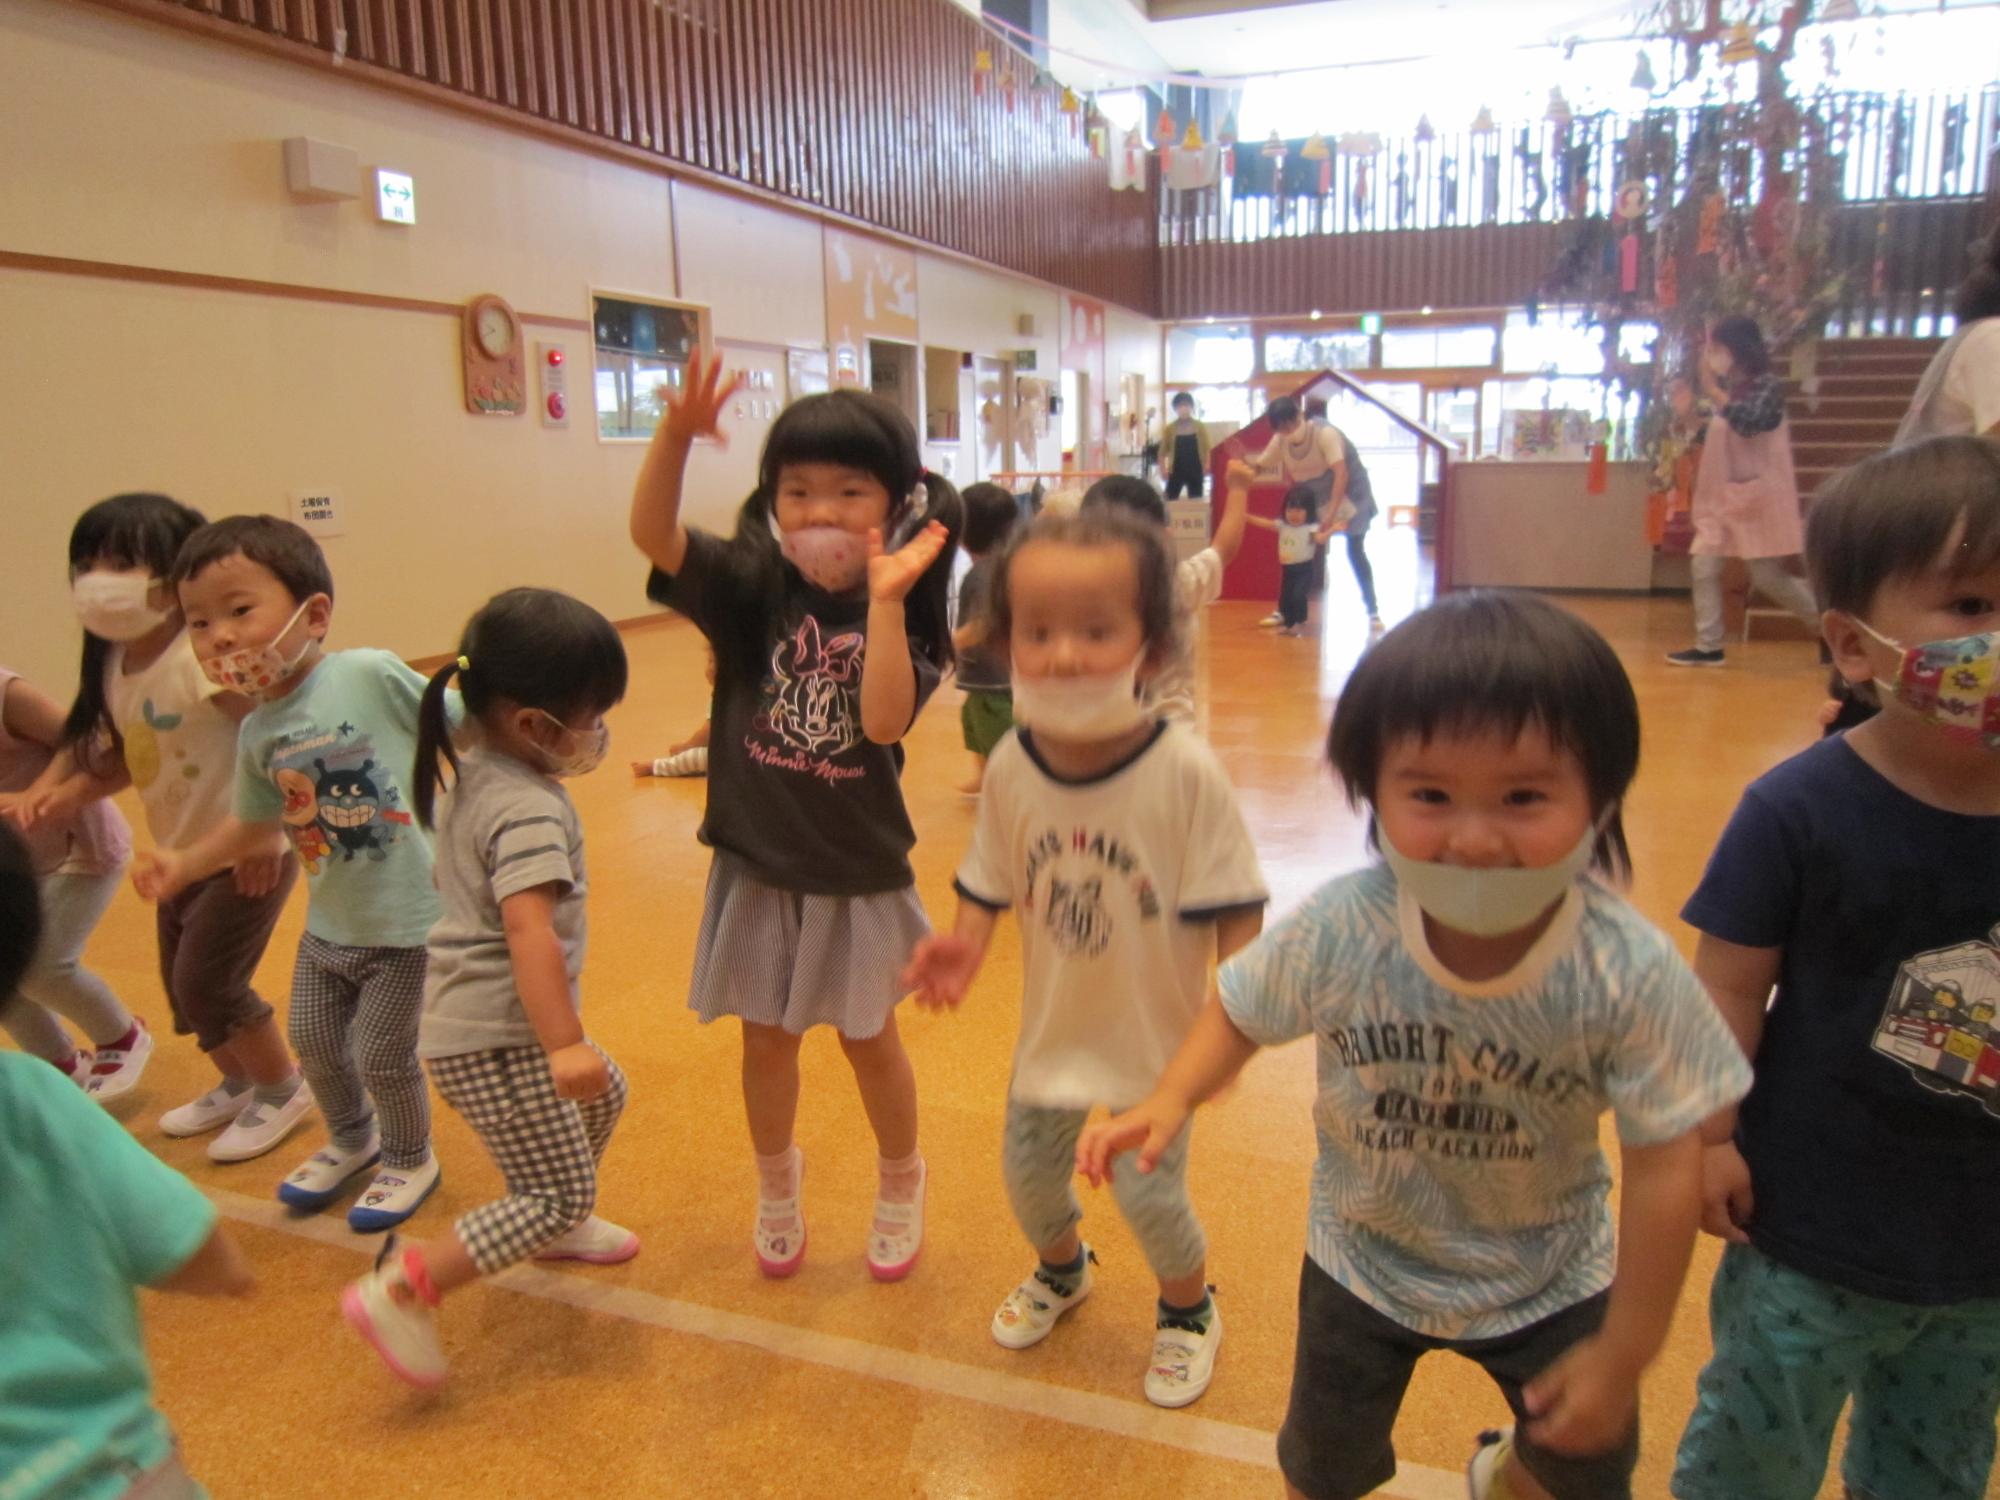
956, 555, 1009, 692
1144, 546, 1224, 725
1257, 422, 1344, 485
106, 633, 238, 853
648, 530, 940, 896
0, 1052, 214, 1500
954, 722, 1267, 1110
1682, 735, 2000, 1304
419, 749, 587, 1060
235, 648, 443, 949
1220, 865, 1751, 1340
1894, 317, 2000, 445
0, 668, 128, 878
1275, 520, 1316, 566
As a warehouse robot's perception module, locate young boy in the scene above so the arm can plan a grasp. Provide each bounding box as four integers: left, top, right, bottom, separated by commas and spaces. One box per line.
134, 516, 447, 1233
0, 819, 254, 1500
1246, 496, 1318, 636
1079, 466, 1250, 726
952, 481, 1024, 794
1162, 391, 1212, 500
1671, 435, 2000, 1500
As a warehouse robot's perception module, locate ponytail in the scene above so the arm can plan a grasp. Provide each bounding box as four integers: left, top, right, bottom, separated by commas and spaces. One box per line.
902, 468, 964, 674
412, 655, 465, 830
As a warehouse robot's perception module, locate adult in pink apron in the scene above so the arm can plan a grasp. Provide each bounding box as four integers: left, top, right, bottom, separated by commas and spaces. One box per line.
1667, 316, 1821, 667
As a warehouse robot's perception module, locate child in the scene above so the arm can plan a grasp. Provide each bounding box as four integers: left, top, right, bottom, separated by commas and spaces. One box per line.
1671, 436, 2000, 1500
343, 588, 634, 1388
953, 480, 1023, 793
1247, 496, 1319, 637
903, 506, 1267, 1409
630, 352, 959, 1280
0, 665, 142, 1093
1162, 391, 1213, 500
1079, 467, 1250, 726
1080, 591, 1752, 1499
0, 818, 255, 1500
1252, 396, 1379, 629
134, 515, 445, 1232
631, 647, 714, 779
21, 494, 306, 1156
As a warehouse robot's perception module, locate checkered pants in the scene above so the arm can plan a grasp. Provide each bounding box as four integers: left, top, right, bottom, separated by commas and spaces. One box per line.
288, 935, 431, 1169
429, 1043, 628, 1274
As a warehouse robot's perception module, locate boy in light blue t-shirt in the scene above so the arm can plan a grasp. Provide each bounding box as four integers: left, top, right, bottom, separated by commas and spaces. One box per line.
0, 821, 253, 1500
137, 516, 453, 1236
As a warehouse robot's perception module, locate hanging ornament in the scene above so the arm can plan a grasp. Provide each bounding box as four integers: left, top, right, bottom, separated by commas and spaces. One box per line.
1615, 180, 1648, 221
1545, 87, 1573, 126
1338, 132, 1384, 158
1631, 49, 1657, 91
971, 47, 993, 97
1471, 105, 1497, 135
1182, 119, 1204, 151
1156, 107, 1177, 146
1698, 192, 1725, 253
1000, 71, 1018, 113
1620, 232, 1641, 293
1059, 86, 1081, 136
1415, 114, 1436, 144
1260, 129, 1287, 195
1030, 68, 1057, 98
1656, 251, 1680, 309
1301, 131, 1332, 195
1218, 112, 1238, 177
1720, 21, 1757, 64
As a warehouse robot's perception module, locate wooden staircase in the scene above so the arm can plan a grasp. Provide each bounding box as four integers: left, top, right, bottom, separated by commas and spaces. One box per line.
1785, 335, 1942, 498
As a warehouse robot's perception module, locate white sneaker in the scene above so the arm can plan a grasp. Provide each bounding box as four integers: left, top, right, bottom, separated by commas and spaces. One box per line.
1259, 612, 1284, 627
342, 1241, 446, 1388
754, 1150, 807, 1278
534, 1214, 641, 1265
348, 1154, 442, 1233
1465, 1426, 1513, 1498
207, 1081, 315, 1162
1144, 1298, 1222, 1409
58, 1052, 94, 1090
991, 1249, 1093, 1350
867, 1158, 925, 1282
277, 1130, 382, 1212
160, 1081, 252, 1137
85, 1021, 155, 1102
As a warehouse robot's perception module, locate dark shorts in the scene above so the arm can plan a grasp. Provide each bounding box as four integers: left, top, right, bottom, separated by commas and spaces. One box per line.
960, 688, 1014, 757
1279, 1256, 1637, 1500
157, 863, 296, 1052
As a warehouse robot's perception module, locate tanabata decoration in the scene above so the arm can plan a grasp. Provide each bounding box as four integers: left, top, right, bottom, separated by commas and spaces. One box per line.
1697, 192, 1725, 253
972, 47, 993, 96
1060, 86, 1081, 136
1301, 131, 1332, 194
1218, 113, 1238, 176
1415, 114, 1436, 144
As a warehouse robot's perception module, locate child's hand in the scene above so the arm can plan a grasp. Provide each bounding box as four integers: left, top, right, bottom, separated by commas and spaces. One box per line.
132, 849, 188, 904
0, 791, 36, 830
1522, 1334, 1641, 1457
1816, 697, 1843, 729
1225, 459, 1257, 487
549, 1042, 610, 1100
900, 933, 980, 1010
232, 848, 289, 900
658, 348, 746, 449
631, 760, 656, 777
1699, 1142, 1754, 1243
868, 520, 950, 605
1076, 1095, 1189, 1187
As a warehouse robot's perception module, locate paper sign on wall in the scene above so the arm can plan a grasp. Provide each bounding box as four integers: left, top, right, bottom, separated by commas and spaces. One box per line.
291, 490, 343, 538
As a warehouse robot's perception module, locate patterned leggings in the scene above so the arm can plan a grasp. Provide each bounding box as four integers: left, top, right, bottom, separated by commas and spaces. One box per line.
430, 1043, 628, 1273
288, 935, 431, 1169
1002, 1099, 1206, 1281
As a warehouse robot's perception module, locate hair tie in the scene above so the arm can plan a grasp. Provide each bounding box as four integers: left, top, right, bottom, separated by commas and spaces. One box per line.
456, 655, 470, 672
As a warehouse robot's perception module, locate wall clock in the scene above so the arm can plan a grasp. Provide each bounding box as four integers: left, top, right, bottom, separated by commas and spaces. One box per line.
463, 293, 526, 415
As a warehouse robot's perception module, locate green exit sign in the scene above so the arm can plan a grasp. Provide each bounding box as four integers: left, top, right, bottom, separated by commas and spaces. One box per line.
1360, 313, 1382, 335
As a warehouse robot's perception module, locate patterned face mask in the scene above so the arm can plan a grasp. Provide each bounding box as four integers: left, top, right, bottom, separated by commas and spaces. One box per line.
1851, 617, 2000, 751
198, 600, 315, 700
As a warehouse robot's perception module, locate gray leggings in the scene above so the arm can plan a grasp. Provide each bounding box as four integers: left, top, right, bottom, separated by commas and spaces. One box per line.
0, 869, 133, 1060
1002, 1098, 1206, 1280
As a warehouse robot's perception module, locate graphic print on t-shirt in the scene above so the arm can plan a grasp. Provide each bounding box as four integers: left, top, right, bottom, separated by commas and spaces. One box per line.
753, 616, 864, 767
1022, 825, 1161, 960
265, 729, 414, 876
1872, 923, 2000, 1116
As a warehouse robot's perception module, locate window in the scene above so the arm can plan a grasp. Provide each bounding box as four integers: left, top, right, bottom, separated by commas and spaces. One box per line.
1176, 385, 1254, 428
1379, 325, 1497, 370
1166, 325, 1254, 383
592, 292, 709, 441
1264, 331, 1372, 373
1501, 309, 1607, 377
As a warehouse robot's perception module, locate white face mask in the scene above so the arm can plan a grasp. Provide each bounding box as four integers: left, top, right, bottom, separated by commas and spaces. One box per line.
72, 570, 168, 642
529, 711, 611, 778
1380, 818, 1600, 938
197, 600, 316, 700
1011, 655, 1149, 743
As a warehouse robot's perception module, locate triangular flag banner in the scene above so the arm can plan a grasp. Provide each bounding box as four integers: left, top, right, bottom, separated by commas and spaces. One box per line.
1167, 141, 1221, 191
1182, 120, 1204, 150
972, 47, 993, 96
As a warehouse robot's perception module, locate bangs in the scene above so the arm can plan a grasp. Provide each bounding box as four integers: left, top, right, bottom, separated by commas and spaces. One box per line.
759, 391, 918, 501
69, 493, 206, 576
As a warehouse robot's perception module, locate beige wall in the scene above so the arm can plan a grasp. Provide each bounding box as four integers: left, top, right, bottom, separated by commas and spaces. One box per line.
1, 0, 1159, 689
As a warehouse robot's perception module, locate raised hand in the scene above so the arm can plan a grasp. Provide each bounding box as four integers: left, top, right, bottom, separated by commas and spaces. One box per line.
659, 348, 747, 449
868, 520, 950, 605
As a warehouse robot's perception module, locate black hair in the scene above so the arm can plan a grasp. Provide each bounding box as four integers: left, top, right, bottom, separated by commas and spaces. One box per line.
58, 492, 209, 776
170, 514, 334, 606
960, 482, 1021, 556
1326, 591, 1640, 881
0, 821, 41, 1003
1170, 391, 1195, 410
1266, 396, 1302, 429
707, 390, 961, 683
1954, 236, 2000, 324
1080, 474, 1168, 528
1709, 315, 1772, 381
1304, 395, 1329, 420
414, 588, 629, 828
1807, 436, 2000, 618
985, 506, 1178, 668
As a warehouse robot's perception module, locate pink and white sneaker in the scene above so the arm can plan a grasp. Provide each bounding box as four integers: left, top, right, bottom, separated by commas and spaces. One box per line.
867, 1158, 926, 1282
342, 1239, 445, 1388
535, 1215, 641, 1265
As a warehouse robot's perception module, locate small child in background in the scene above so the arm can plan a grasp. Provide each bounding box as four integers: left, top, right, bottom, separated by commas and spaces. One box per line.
0, 818, 255, 1500
905, 506, 1267, 1410
343, 589, 635, 1388
135, 516, 449, 1234
953, 481, 1023, 793
1246, 496, 1319, 637
0, 665, 142, 1093
632, 647, 715, 779
1081, 592, 1751, 1500
1079, 466, 1251, 726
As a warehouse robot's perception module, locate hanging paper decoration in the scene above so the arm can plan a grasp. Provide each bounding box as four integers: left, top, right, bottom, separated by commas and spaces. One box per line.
1059, 86, 1081, 136
1338, 132, 1383, 158
1030, 68, 1057, 99
1471, 105, 1497, 135
1615, 180, 1648, 221
1655, 250, 1679, 309
1719, 21, 1757, 64
1351, 159, 1372, 224
1301, 131, 1332, 194
1545, 87, 1573, 126
1631, 49, 1657, 91
1415, 114, 1436, 145
1000, 71, 1018, 113
1218, 112, 1237, 177
1697, 191, 1724, 253
1182, 119, 1204, 151
971, 47, 993, 96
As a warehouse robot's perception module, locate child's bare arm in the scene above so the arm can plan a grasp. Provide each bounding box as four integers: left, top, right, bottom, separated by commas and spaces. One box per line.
148, 1223, 255, 1297
630, 350, 743, 576
1076, 990, 1262, 1183
1691, 933, 1777, 1142
1209, 468, 1252, 567
1213, 904, 1264, 962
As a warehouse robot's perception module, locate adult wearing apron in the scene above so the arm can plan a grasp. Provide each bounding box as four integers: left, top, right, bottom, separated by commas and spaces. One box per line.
1252, 397, 1381, 627
1895, 237, 2000, 445
1667, 316, 1821, 668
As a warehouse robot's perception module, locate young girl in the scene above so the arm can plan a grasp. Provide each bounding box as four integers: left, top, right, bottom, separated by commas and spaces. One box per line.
630, 353, 960, 1281
902, 507, 1267, 1410
342, 588, 632, 1387
1247, 496, 1319, 637
1078, 592, 1754, 1499
0, 666, 142, 1094
21, 494, 308, 1160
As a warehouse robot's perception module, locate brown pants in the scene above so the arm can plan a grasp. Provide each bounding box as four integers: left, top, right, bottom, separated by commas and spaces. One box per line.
157, 863, 296, 1051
